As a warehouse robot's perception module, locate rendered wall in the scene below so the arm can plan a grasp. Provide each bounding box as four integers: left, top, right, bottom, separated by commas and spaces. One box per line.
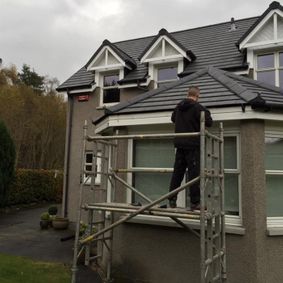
109, 119, 283, 283
64, 86, 146, 222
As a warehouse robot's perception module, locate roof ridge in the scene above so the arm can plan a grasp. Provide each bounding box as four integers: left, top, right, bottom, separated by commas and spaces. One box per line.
226, 72, 283, 94
112, 16, 259, 46
207, 66, 256, 102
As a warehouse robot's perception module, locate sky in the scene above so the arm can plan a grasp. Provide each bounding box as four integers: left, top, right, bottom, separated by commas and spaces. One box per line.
0, 0, 277, 84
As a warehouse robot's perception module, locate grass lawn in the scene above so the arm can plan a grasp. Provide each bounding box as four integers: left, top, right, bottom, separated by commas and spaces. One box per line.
0, 253, 71, 283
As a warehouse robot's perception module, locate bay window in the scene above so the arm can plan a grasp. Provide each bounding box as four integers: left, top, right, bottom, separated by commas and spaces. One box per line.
256, 51, 283, 87
265, 135, 283, 218
130, 134, 240, 218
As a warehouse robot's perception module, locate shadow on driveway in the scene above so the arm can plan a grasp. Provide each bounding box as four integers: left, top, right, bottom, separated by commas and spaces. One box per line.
0, 205, 102, 283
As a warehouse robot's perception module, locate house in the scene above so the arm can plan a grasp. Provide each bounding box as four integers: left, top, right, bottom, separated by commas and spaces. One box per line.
57, 2, 283, 282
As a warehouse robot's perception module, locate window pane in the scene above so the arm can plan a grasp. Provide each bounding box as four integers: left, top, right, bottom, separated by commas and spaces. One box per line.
266, 175, 283, 216
257, 71, 275, 85
257, 54, 274, 69
280, 52, 283, 67
224, 173, 239, 215
86, 153, 92, 164
265, 137, 283, 170
86, 165, 92, 171
158, 66, 178, 81
280, 70, 283, 88
103, 88, 120, 103
103, 74, 119, 87
133, 173, 171, 205
134, 140, 175, 168
224, 137, 237, 169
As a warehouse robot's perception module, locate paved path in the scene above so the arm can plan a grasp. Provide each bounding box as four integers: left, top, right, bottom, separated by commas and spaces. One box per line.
0, 205, 102, 283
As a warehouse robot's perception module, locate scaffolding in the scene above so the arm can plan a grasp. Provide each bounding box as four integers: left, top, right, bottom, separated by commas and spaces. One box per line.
71, 112, 226, 283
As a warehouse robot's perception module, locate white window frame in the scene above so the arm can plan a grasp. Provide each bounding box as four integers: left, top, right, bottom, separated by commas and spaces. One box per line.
265, 130, 283, 228
84, 151, 102, 186
254, 51, 283, 87
97, 69, 123, 107
149, 60, 183, 89
155, 63, 179, 88
223, 132, 242, 226
127, 131, 242, 227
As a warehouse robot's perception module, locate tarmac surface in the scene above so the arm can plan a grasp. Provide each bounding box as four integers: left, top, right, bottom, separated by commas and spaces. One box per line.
0, 204, 102, 283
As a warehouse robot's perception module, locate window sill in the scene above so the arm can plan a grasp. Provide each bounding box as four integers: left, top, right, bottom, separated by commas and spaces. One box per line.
96, 102, 119, 110
125, 215, 245, 235
267, 227, 283, 236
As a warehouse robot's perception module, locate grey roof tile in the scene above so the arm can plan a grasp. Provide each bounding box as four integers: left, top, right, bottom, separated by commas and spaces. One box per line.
93, 66, 283, 124
58, 17, 259, 91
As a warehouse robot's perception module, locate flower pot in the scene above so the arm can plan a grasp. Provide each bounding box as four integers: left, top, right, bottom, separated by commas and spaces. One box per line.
40, 220, 49, 229
52, 217, 69, 230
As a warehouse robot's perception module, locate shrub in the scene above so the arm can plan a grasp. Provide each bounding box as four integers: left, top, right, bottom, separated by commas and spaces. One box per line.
0, 120, 16, 207
48, 206, 58, 216
40, 212, 50, 221
7, 169, 63, 206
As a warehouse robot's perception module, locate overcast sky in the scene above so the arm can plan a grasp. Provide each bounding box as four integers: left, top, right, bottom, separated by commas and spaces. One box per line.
0, 0, 275, 84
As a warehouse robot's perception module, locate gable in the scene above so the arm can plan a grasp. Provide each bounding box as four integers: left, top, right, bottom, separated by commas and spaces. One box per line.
142, 36, 184, 63
239, 6, 283, 49
87, 46, 124, 71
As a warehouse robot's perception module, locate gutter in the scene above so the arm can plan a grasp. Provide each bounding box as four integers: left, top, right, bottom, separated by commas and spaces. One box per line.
62, 91, 74, 217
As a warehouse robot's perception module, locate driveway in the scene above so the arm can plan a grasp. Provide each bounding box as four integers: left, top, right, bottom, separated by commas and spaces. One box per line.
0, 205, 102, 283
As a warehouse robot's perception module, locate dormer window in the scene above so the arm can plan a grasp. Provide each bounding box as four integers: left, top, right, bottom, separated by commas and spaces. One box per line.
256, 52, 283, 87
85, 39, 137, 106
157, 65, 178, 87
102, 73, 120, 104
139, 28, 195, 89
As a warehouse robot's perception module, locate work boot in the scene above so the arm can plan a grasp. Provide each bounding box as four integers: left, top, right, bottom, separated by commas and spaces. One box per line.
169, 199, 177, 208
190, 203, 200, 211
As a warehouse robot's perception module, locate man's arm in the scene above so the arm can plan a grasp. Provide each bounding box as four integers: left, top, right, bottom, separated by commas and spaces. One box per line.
171, 108, 176, 123
205, 109, 213, 127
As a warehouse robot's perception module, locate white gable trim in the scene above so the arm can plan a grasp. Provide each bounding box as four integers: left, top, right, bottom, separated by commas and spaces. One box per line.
94, 106, 283, 134
240, 9, 283, 49
87, 46, 127, 71
140, 35, 191, 63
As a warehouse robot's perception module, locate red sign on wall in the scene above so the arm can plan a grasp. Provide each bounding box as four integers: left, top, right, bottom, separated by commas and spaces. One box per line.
77, 95, 89, 102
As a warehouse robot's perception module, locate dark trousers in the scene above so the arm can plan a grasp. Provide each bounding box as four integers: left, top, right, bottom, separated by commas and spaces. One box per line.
169, 148, 200, 205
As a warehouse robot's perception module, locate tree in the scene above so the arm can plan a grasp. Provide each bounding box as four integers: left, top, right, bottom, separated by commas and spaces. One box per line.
19, 64, 44, 92
0, 63, 66, 170
0, 64, 19, 86
0, 120, 16, 207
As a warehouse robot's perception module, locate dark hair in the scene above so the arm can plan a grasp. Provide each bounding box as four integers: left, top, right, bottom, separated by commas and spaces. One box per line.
188, 86, 200, 98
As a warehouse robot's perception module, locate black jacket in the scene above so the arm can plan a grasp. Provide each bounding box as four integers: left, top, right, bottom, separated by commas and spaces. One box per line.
171, 98, 213, 148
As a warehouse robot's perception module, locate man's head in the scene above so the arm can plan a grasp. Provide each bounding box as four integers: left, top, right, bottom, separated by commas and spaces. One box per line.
187, 86, 200, 101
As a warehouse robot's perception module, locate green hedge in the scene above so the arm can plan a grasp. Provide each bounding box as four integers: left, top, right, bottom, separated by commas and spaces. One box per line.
8, 169, 63, 205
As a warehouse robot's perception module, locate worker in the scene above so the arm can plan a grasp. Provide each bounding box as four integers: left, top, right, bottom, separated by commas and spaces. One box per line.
169, 86, 213, 209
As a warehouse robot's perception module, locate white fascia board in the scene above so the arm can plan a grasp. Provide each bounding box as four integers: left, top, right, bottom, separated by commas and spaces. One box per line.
140, 36, 164, 63
240, 10, 283, 50
69, 84, 96, 94
239, 10, 275, 49
164, 36, 191, 60
118, 79, 151, 89
87, 46, 107, 71
243, 40, 283, 50
95, 106, 283, 134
